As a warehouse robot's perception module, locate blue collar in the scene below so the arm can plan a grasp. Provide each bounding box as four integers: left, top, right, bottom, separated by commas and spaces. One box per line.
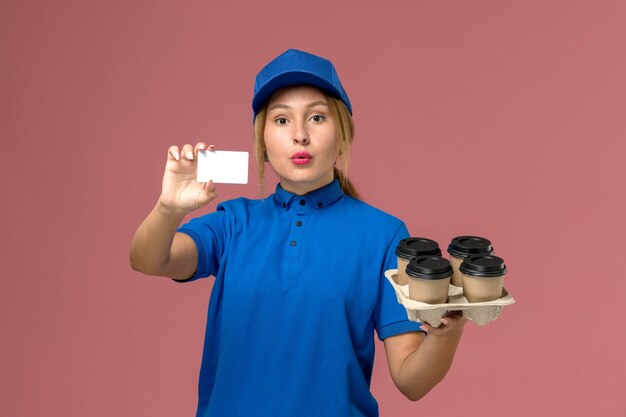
273, 179, 344, 210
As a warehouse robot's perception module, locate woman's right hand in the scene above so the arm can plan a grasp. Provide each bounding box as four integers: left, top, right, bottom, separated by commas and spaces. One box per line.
158, 142, 217, 215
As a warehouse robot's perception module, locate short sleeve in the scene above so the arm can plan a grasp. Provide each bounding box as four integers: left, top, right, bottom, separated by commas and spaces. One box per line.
374, 222, 424, 340
173, 205, 229, 283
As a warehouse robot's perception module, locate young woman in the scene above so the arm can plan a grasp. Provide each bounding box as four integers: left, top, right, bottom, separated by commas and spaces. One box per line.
130, 49, 466, 417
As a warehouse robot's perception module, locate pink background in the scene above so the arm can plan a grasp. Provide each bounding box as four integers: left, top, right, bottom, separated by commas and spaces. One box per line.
2, 1, 625, 416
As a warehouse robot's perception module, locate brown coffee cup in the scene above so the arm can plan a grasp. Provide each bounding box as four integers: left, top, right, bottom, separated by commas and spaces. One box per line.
406, 256, 452, 304
460, 255, 507, 303
447, 236, 494, 287
395, 238, 441, 285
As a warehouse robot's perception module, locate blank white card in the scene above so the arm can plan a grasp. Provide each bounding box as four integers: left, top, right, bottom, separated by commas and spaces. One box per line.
196, 150, 249, 184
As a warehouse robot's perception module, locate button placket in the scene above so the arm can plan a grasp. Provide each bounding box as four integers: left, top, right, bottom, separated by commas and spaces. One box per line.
285, 200, 310, 263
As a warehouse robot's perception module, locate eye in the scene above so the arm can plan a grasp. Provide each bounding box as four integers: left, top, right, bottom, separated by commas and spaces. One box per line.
310, 115, 325, 123
274, 117, 288, 125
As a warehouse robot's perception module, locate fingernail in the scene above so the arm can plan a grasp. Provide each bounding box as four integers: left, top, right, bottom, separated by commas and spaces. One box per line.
173, 151, 180, 160
441, 318, 449, 325
186, 151, 194, 160
420, 325, 428, 332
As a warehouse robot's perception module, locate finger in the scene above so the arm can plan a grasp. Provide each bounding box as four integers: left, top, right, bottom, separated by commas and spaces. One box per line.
168, 145, 180, 161
181, 144, 194, 161
194, 142, 207, 154
200, 180, 217, 204
206, 180, 216, 192
440, 313, 467, 328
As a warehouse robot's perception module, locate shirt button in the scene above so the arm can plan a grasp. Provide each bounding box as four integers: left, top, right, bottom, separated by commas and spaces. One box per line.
296, 221, 302, 227
317, 202, 323, 208
282, 202, 286, 208
290, 241, 297, 246
299, 200, 306, 206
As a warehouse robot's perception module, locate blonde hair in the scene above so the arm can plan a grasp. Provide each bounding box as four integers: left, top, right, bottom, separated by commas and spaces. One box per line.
253, 92, 360, 199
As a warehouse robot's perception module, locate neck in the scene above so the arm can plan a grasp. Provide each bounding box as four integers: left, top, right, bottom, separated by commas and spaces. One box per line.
280, 177, 334, 196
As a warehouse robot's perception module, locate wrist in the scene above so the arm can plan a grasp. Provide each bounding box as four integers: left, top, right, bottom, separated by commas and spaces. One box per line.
155, 199, 190, 220
430, 328, 464, 342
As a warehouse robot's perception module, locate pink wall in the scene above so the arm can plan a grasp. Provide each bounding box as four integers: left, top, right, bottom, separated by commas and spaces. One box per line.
2, 1, 625, 416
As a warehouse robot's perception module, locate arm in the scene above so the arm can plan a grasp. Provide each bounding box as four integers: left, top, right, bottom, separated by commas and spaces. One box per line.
130, 142, 217, 280
383, 313, 467, 401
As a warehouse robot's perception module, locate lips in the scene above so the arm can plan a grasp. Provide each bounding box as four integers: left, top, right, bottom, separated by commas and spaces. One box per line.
290, 152, 312, 165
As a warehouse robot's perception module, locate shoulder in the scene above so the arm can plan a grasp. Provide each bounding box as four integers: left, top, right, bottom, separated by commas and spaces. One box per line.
216, 196, 266, 213
207, 196, 273, 226
340, 196, 405, 228
333, 196, 408, 243
180, 196, 268, 230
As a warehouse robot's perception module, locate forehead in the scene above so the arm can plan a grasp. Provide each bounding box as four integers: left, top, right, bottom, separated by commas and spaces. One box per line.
267, 85, 328, 107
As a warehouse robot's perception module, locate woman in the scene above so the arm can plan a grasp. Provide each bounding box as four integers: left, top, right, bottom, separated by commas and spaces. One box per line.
130, 49, 466, 417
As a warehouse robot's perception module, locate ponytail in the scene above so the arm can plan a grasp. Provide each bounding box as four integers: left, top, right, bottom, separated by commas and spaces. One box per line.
334, 167, 360, 199
328, 95, 360, 200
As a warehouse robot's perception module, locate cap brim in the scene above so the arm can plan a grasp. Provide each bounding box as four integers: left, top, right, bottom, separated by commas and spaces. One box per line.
252, 71, 343, 116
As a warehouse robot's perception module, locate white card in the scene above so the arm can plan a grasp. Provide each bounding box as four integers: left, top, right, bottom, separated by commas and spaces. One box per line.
197, 150, 249, 184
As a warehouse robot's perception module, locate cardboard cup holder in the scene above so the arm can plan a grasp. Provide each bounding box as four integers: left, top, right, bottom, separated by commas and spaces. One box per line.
385, 269, 515, 327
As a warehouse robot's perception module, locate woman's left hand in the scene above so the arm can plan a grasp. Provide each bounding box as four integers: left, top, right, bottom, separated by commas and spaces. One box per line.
419, 311, 468, 338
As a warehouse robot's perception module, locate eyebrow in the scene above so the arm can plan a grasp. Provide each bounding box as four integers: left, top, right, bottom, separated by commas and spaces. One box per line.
268, 100, 329, 111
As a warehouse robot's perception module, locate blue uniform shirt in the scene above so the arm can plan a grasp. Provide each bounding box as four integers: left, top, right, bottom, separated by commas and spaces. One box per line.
177, 180, 422, 417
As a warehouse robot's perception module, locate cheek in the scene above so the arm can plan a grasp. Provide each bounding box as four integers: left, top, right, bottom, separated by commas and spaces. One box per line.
263, 128, 280, 153
323, 131, 339, 157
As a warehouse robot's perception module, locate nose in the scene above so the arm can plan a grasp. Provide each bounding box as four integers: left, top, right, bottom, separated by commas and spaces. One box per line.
292, 120, 309, 145
293, 135, 309, 145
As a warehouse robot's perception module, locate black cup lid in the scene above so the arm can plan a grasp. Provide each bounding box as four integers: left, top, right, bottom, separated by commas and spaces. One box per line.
406, 256, 452, 280
459, 255, 507, 277
395, 237, 442, 260
447, 236, 494, 258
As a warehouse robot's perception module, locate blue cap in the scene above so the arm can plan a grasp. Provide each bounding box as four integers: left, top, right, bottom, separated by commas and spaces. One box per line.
252, 49, 352, 121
